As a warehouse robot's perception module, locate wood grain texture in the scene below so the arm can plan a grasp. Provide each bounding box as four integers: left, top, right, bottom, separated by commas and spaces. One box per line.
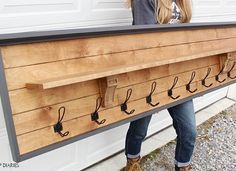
17, 74, 236, 155
25, 51, 224, 90
98, 76, 118, 107
1, 26, 236, 156
6, 38, 236, 90
9, 57, 219, 115
10, 80, 99, 114
13, 65, 220, 136
2, 27, 236, 69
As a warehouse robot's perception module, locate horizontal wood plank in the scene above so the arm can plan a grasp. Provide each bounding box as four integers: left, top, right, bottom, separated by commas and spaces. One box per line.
2, 27, 236, 69
13, 65, 221, 135
9, 57, 219, 114
25, 53, 223, 90
17, 74, 236, 155
6, 38, 236, 90
9, 80, 99, 114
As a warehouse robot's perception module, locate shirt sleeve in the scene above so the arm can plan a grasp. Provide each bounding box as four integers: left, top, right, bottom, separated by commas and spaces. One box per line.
131, 0, 157, 25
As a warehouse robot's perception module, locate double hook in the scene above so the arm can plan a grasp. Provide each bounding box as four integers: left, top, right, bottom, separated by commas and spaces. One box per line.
228, 61, 236, 79
186, 71, 198, 93
53, 63, 235, 132
54, 106, 70, 137
202, 68, 213, 88
215, 64, 226, 83
168, 76, 180, 100
121, 88, 135, 115
91, 97, 106, 125
146, 81, 160, 107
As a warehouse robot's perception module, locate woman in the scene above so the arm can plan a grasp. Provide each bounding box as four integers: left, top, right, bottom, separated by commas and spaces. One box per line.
124, 1, 196, 171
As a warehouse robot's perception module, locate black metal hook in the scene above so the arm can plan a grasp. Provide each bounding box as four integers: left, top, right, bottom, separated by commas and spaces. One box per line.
91, 97, 106, 125
186, 71, 198, 93
202, 68, 213, 88
227, 61, 236, 79
168, 76, 180, 100
146, 81, 160, 107
121, 88, 135, 115
54, 106, 69, 137
215, 64, 226, 83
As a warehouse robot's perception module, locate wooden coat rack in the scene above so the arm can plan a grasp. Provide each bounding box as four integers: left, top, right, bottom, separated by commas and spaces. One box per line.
0, 22, 236, 162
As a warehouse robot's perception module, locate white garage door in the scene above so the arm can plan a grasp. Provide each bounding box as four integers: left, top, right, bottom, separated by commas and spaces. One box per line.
0, 1, 236, 171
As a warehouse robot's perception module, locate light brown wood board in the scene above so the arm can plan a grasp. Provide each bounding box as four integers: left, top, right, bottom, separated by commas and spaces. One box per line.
1, 26, 236, 156
17, 74, 236, 155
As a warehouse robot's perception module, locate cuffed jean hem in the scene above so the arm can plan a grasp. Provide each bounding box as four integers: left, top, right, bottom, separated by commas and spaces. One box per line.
175, 160, 191, 167
127, 153, 140, 159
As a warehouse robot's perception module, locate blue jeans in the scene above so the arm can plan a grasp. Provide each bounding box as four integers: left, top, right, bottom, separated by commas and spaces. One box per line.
125, 100, 197, 167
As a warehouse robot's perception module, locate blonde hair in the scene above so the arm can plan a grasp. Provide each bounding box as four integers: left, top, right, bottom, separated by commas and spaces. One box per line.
127, 0, 192, 24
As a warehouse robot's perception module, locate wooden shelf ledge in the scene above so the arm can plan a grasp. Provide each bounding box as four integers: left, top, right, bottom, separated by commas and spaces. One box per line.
26, 48, 235, 90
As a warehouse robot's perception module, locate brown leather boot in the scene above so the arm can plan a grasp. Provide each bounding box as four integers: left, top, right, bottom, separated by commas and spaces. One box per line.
123, 156, 142, 171
175, 164, 192, 171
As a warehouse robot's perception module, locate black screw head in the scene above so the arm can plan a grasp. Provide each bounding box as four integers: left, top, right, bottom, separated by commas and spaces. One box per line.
91, 111, 99, 121
121, 103, 128, 112
54, 122, 63, 133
